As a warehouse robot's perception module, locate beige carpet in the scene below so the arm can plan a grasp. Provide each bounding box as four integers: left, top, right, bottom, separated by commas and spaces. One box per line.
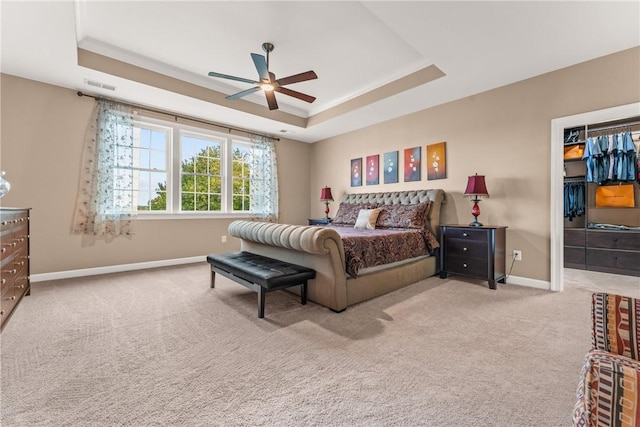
0, 263, 614, 426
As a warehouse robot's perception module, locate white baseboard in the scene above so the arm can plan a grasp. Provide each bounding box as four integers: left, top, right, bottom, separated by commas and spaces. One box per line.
506, 274, 551, 290
31, 256, 207, 283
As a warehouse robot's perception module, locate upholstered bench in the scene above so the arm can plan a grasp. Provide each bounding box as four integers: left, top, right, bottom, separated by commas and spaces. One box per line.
206, 251, 316, 318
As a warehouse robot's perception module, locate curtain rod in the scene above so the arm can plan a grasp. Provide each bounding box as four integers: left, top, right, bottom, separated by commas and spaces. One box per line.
76, 91, 279, 142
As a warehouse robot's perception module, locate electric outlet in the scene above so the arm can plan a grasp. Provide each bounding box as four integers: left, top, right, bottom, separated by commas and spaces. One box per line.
513, 250, 522, 261
221, 235, 227, 243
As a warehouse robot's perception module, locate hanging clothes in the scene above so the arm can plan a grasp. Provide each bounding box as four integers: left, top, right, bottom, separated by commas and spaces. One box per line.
584, 130, 638, 183
564, 181, 585, 221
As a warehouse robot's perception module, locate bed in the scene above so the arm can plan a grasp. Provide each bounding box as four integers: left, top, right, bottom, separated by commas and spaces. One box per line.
228, 189, 446, 312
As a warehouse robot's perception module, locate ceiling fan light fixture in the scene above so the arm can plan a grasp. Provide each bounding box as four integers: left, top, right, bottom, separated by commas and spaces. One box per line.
260, 83, 275, 92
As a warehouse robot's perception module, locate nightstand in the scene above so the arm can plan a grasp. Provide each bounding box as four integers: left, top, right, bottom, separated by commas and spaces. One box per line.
308, 218, 332, 226
439, 224, 507, 289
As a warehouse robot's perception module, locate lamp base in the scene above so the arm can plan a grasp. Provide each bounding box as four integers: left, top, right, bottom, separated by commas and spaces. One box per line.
324, 201, 330, 220
469, 199, 483, 227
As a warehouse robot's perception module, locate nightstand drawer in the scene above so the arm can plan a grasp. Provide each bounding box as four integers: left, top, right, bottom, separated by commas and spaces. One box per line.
445, 254, 489, 277
444, 238, 487, 259
443, 227, 489, 242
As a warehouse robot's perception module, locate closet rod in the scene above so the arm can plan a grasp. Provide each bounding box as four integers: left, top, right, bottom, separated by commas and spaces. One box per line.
587, 120, 640, 134
564, 178, 586, 183
76, 91, 279, 142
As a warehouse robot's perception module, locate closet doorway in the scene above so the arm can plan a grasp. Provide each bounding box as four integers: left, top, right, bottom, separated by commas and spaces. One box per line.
550, 102, 640, 292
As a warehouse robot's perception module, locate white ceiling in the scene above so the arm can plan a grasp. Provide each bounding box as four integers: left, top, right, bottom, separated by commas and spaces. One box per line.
1, 1, 639, 143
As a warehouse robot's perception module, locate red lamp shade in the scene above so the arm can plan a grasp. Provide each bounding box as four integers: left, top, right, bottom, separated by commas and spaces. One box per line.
320, 187, 334, 220
320, 187, 334, 202
464, 174, 489, 197
463, 174, 489, 227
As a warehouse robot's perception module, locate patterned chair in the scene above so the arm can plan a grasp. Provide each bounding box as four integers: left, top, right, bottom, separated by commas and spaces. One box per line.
573, 293, 640, 426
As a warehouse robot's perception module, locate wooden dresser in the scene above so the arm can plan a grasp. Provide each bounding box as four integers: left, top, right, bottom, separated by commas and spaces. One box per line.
1, 208, 30, 331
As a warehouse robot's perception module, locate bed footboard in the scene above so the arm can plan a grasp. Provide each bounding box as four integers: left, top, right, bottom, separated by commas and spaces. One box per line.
228, 221, 349, 311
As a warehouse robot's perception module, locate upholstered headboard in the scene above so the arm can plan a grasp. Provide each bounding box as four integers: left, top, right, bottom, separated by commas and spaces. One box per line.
339, 189, 446, 238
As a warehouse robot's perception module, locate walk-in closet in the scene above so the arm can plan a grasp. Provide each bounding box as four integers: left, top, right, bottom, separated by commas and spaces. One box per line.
563, 115, 640, 277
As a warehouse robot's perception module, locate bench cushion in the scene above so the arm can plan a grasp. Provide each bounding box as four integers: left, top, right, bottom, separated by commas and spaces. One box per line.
207, 251, 316, 289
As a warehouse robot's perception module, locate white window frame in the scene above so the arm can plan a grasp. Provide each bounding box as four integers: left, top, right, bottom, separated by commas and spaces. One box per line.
134, 115, 256, 220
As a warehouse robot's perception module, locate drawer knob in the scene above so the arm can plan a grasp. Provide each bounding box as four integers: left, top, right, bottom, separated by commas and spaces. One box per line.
463, 247, 468, 251
1, 279, 5, 285
463, 233, 468, 237
0, 310, 4, 315
463, 263, 468, 268
10, 296, 16, 301
1, 247, 5, 253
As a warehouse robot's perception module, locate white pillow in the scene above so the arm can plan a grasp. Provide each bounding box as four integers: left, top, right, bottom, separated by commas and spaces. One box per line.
354, 208, 381, 230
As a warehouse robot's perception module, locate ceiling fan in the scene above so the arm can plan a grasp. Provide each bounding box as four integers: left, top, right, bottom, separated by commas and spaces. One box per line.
207, 42, 317, 111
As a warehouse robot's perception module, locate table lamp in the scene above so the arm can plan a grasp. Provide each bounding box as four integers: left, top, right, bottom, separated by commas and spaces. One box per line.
320, 186, 334, 220
464, 174, 489, 227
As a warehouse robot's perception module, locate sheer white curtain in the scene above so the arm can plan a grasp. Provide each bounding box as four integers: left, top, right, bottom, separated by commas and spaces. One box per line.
73, 100, 137, 238
249, 135, 279, 222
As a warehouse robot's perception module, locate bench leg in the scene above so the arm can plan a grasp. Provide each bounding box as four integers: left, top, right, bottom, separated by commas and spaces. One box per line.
210, 269, 216, 288
301, 282, 307, 305
258, 287, 266, 318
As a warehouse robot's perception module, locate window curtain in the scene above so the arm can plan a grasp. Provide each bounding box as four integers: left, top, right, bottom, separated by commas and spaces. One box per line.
72, 100, 137, 238
249, 135, 279, 222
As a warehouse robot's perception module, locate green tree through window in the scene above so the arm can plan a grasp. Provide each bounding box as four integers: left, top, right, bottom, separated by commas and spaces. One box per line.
149, 144, 251, 212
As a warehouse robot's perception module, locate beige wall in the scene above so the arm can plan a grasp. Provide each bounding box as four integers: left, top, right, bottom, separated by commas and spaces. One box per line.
1, 47, 638, 280
310, 47, 640, 282
0, 74, 311, 274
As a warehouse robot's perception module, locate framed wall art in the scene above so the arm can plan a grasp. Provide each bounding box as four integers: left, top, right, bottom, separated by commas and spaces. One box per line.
366, 154, 379, 185
350, 158, 362, 187
403, 146, 421, 182
427, 142, 447, 180
383, 151, 398, 184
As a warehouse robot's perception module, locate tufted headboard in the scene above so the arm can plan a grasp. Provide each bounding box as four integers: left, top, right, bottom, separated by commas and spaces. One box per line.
339, 189, 446, 238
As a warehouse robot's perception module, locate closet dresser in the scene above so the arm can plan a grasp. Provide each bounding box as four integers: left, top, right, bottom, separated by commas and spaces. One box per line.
1, 208, 30, 330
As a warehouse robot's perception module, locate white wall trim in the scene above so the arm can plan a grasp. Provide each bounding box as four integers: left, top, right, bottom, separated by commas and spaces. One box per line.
31, 256, 207, 283
506, 275, 550, 291
550, 102, 640, 292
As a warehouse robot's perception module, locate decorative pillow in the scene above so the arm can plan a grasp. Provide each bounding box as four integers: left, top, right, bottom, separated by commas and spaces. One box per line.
376, 202, 432, 229
354, 208, 382, 230
332, 203, 373, 225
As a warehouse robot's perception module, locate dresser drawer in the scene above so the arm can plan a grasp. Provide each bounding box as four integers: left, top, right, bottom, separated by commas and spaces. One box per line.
0, 286, 18, 323
564, 229, 585, 247
565, 246, 586, 264
444, 238, 487, 259
586, 248, 640, 272
587, 231, 640, 251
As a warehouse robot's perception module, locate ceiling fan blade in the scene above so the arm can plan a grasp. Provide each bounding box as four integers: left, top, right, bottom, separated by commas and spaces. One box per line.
275, 71, 318, 86
251, 53, 270, 82
227, 86, 261, 100
208, 71, 258, 85
276, 86, 316, 103
265, 90, 278, 110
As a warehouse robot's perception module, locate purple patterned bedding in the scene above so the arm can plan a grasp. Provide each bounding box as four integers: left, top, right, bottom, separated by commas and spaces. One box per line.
330, 225, 440, 278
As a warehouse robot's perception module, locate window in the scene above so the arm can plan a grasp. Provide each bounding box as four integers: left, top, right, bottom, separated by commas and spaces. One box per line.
128, 116, 275, 218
